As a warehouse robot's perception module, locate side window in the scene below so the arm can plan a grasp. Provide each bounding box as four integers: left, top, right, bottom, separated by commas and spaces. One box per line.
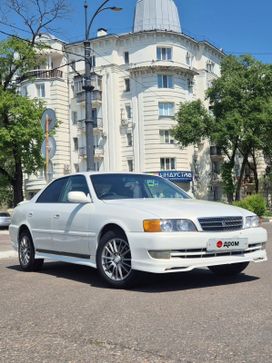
59, 175, 90, 203
36, 178, 69, 203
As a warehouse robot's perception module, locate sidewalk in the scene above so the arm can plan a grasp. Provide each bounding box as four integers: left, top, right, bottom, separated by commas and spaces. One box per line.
0, 230, 17, 259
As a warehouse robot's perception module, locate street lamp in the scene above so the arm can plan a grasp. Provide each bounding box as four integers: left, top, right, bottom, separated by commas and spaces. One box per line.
83, 1, 122, 171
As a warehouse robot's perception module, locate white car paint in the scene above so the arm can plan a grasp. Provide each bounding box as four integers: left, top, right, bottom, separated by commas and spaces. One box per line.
9, 172, 268, 277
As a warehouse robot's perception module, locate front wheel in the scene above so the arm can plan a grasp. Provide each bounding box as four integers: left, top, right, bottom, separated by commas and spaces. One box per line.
96, 230, 139, 288
18, 231, 44, 271
208, 262, 249, 276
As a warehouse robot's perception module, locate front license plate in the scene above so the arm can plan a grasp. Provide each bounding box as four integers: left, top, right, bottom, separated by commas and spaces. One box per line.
207, 238, 248, 252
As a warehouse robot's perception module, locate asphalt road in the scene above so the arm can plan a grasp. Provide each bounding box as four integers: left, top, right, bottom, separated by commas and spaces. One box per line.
0, 225, 271, 363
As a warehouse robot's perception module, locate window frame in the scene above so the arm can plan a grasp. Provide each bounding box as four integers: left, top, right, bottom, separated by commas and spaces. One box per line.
159, 130, 175, 144
160, 157, 176, 171
158, 102, 175, 117
36, 83, 45, 98
158, 75, 173, 89
157, 47, 172, 61
124, 78, 130, 92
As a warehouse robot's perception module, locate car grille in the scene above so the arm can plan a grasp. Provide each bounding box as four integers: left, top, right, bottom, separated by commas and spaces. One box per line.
198, 216, 243, 231
170, 243, 265, 259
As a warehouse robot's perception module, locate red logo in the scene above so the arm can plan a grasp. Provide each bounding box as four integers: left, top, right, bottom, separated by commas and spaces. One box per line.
216, 240, 223, 248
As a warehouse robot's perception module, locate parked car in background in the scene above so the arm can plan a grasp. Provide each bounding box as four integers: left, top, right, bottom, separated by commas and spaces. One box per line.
9, 172, 268, 288
0, 211, 11, 229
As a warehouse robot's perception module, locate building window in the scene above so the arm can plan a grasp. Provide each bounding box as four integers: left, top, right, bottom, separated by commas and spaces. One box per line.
158, 102, 174, 117
124, 51, 130, 64
73, 137, 78, 151
157, 47, 172, 61
128, 159, 133, 172
90, 56, 96, 68
158, 75, 173, 89
36, 83, 45, 97
160, 157, 176, 170
125, 78, 130, 92
187, 78, 194, 93
74, 78, 83, 93
186, 52, 193, 67
125, 105, 132, 119
127, 133, 133, 147
206, 60, 215, 73
72, 111, 78, 124
159, 130, 174, 144
21, 86, 28, 97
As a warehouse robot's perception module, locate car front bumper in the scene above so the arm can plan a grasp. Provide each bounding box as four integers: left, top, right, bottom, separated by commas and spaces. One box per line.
128, 227, 267, 273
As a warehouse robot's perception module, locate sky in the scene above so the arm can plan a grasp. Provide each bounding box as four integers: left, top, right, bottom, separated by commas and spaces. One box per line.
1, 0, 272, 63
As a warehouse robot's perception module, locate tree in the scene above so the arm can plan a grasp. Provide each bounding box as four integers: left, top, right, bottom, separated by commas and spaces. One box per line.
1, 0, 69, 44
173, 55, 272, 202
0, 0, 69, 205
0, 85, 44, 206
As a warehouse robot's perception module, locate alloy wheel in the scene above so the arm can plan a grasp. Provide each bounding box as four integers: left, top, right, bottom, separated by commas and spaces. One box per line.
101, 238, 132, 281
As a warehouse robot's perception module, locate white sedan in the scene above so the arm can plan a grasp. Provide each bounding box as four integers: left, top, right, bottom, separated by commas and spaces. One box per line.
9, 172, 267, 288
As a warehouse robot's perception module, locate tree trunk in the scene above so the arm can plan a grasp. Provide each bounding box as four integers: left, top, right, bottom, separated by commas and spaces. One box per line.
252, 152, 259, 193
235, 155, 248, 201
12, 161, 24, 207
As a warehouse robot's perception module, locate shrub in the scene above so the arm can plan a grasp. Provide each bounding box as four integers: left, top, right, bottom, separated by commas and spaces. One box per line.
233, 194, 266, 216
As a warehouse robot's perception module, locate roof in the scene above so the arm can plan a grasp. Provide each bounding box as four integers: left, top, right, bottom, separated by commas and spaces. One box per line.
133, 0, 181, 33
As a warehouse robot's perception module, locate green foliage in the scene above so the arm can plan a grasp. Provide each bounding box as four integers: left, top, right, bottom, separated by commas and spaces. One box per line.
233, 194, 266, 216
172, 100, 213, 147
0, 88, 44, 176
173, 54, 272, 201
0, 37, 43, 89
0, 37, 45, 205
0, 176, 13, 208
221, 161, 235, 200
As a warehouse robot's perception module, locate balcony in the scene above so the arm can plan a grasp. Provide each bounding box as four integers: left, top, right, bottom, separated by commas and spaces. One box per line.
17, 69, 63, 82
78, 145, 104, 159
210, 146, 223, 161
76, 90, 102, 104
77, 118, 103, 133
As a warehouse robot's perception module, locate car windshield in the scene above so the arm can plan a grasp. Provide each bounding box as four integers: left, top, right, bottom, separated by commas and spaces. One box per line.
90, 174, 191, 200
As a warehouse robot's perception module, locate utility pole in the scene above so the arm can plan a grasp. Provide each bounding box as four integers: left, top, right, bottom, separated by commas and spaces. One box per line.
83, 1, 122, 171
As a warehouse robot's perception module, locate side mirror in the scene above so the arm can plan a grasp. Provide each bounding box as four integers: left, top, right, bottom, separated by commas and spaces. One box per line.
68, 191, 91, 204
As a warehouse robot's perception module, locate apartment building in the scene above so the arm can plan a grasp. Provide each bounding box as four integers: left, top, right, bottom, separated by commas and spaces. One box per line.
22, 0, 224, 199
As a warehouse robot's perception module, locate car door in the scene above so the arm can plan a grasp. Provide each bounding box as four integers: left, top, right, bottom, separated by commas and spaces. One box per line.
30, 177, 69, 251
51, 174, 95, 258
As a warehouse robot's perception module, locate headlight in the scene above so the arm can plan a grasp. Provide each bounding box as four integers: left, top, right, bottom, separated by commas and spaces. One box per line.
244, 216, 260, 229
143, 219, 197, 232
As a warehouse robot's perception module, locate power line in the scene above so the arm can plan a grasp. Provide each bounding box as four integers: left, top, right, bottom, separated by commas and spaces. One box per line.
0, 28, 162, 98
0, 21, 32, 35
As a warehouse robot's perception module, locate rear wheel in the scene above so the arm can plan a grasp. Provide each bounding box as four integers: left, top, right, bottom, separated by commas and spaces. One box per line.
18, 231, 44, 271
96, 230, 139, 288
208, 262, 249, 276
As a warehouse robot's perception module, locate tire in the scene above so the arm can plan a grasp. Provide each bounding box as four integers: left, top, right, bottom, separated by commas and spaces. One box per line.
18, 230, 44, 272
96, 230, 139, 288
208, 262, 249, 276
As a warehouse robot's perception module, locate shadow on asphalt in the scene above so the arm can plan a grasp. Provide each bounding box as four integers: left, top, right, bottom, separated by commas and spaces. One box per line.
7, 261, 259, 292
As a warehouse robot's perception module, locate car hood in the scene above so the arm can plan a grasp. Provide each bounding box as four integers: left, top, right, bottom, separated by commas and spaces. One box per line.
102, 198, 252, 220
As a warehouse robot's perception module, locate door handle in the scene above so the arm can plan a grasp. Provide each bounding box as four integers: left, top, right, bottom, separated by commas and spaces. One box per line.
54, 214, 60, 219
28, 212, 33, 217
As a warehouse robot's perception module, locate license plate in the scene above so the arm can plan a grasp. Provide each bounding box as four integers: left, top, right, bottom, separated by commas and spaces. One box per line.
207, 238, 248, 252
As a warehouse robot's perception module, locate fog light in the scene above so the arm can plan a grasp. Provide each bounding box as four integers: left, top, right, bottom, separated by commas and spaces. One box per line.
149, 250, 171, 259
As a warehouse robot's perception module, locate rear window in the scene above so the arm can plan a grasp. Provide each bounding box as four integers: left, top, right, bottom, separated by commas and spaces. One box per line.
0, 212, 10, 217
